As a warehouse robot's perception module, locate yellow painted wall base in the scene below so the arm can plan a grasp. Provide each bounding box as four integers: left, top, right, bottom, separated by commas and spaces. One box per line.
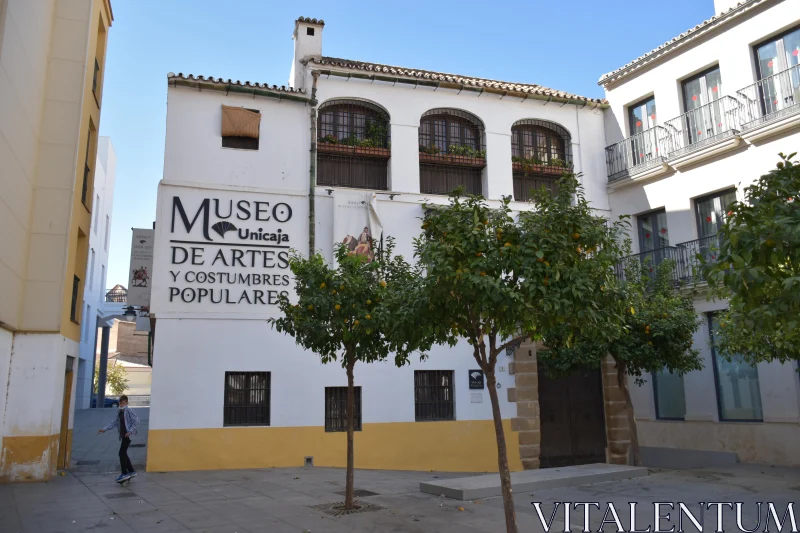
147, 420, 522, 473
0, 435, 60, 482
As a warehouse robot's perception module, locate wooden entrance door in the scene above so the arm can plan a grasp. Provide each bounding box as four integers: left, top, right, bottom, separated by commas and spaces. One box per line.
57, 356, 75, 470
538, 364, 606, 468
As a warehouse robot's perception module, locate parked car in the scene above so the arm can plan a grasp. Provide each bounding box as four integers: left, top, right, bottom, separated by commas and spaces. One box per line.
90, 395, 119, 408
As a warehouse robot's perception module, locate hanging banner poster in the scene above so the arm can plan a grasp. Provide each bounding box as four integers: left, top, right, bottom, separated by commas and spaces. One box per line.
332, 190, 383, 264
128, 228, 154, 307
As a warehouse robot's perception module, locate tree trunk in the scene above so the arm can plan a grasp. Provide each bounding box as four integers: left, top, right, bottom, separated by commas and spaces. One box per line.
345, 359, 356, 510
485, 370, 518, 533
615, 359, 641, 466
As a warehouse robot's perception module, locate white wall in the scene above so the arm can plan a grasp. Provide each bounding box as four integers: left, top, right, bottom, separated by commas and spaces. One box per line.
0, 0, 55, 328
163, 87, 310, 194
150, 319, 516, 431
76, 136, 116, 408
603, 0, 800, 463
0, 328, 12, 452
312, 75, 610, 212
603, 0, 797, 148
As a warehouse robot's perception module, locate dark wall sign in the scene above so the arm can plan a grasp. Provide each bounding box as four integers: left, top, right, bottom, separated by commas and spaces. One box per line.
469, 369, 484, 390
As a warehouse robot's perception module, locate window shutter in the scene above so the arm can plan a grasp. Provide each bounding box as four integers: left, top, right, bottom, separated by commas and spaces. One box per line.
221, 105, 261, 139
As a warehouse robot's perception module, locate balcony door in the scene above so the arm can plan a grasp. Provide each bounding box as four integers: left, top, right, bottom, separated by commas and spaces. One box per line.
754, 26, 800, 118
682, 67, 724, 145
628, 97, 658, 166
693, 189, 736, 264
637, 210, 669, 272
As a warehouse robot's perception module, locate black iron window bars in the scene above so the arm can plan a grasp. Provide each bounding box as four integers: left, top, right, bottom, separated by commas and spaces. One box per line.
511, 119, 572, 200
419, 108, 485, 195
317, 99, 390, 190
414, 370, 455, 421
325, 386, 362, 432
223, 371, 270, 426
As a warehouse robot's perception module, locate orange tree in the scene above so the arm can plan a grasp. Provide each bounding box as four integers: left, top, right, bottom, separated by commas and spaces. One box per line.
538, 258, 702, 465
704, 154, 800, 363
411, 175, 627, 533
269, 240, 431, 511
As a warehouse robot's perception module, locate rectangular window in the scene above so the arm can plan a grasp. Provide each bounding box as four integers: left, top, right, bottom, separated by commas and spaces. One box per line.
754, 25, 800, 80
628, 96, 657, 136
100, 265, 105, 293
223, 371, 270, 426
94, 194, 100, 232
752, 26, 800, 121
652, 369, 686, 420
708, 313, 763, 422
89, 249, 95, 288
627, 96, 659, 167
92, 57, 100, 98
695, 189, 736, 239
681, 66, 724, 145
82, 128, 92, 206
325, 387, 362, 432
221, 107, 260, 150
70, 276, 80, 322
83, 304, 91, 341
414, 370, 455, 421
636, 210, 670, 274
104, 215, 110, 251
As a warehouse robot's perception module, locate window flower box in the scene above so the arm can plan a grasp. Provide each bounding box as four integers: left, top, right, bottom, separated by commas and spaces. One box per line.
419, 152, 486, 168
511, 161, 568, 175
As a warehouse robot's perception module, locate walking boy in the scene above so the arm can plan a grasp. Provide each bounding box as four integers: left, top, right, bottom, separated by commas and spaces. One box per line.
98, 395, 140, 482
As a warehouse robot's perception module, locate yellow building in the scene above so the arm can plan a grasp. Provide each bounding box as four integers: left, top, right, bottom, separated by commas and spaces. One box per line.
0, 0, 113, 482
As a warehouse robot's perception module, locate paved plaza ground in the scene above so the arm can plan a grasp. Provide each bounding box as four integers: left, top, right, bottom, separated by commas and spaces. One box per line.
0, 409, 797, 532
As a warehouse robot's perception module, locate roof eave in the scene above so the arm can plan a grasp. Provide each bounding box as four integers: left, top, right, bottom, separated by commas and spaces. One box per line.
598, 0, 770, 88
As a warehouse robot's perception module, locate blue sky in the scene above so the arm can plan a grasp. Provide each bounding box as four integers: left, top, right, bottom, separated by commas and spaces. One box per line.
100, 0, 713, 288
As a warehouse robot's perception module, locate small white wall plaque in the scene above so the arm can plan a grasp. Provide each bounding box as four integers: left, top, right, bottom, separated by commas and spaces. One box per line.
471, 393, 483, 403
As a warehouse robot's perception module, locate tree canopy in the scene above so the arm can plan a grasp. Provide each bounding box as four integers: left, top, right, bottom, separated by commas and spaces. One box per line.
269, 240, 433, 511
704, 153, 800, 364
539, 257, 702, 466
411, 175, 629, 533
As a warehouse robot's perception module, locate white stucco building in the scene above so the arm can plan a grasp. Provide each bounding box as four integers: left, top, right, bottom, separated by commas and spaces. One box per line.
148, 17, 616, 473
601, 0, 800, 465
76, 136, 116, 409
148, 0, 800, 473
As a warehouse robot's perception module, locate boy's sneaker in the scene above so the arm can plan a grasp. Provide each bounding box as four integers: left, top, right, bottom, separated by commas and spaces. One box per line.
128, 472, 137, 479
115, 474, 126, 482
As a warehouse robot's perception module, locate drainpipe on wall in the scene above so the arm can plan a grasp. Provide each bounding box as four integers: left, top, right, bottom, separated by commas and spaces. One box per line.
308, 71, 319, 257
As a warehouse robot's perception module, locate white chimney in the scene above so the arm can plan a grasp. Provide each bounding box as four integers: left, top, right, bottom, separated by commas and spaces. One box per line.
289, 17, 324, 90
714, 0, 742, 15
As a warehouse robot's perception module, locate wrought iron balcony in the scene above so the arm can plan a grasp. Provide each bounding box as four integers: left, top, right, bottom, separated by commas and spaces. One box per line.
605, 126, 671, 182
615, 235, 723, 284
737, 64, 800, 130
614, 246, 683, 283
675, 235, 723, 283
662, 96, 741, 159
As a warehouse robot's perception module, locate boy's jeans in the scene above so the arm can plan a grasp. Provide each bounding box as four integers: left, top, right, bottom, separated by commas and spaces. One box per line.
119, 437, 135, 475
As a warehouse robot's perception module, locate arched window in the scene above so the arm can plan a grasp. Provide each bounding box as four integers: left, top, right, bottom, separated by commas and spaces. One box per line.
317, 99, 390, 190
419, 109, 485, 196
510, 120, 572, 201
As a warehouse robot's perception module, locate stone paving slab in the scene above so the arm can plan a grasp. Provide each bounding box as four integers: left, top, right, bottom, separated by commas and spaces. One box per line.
2, 463, 798, 532
70, 407, 150, 474
420, 462, 648, 500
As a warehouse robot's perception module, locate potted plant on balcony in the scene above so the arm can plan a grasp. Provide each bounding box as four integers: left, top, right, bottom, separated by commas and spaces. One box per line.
512, 156, 570, 175
419, 144, 443, 164
447, 144, 486, 167
354, 122, 391, 159
318, 134, 356, 155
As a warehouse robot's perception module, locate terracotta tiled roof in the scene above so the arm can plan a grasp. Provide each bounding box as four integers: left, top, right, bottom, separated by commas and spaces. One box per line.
296, 16, 325, 26
599, 0, 770, 86
306, 56, 606, 105
167, 72, 306, 94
